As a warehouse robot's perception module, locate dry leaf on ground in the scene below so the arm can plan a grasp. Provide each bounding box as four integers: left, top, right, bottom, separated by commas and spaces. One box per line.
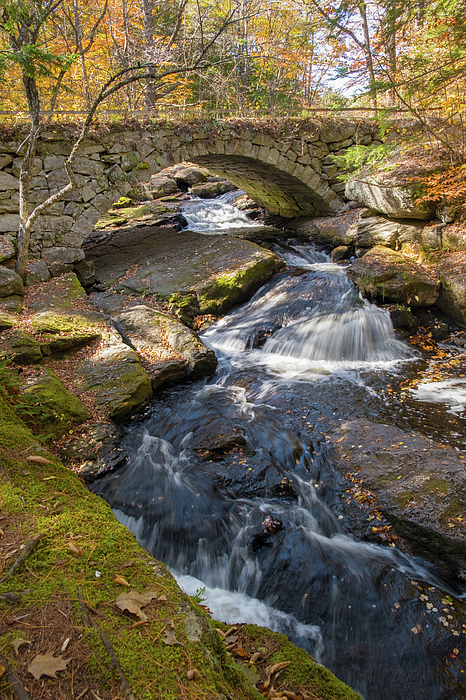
28, 653, 70, 680
26, 456, 52, 464
162, 628, 181, 646
12, 637, 31, 655
113, 574, 131, 587
115, 589, 159, 621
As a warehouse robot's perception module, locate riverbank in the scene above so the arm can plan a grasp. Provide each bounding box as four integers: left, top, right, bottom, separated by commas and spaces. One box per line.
0, 388, 360, 700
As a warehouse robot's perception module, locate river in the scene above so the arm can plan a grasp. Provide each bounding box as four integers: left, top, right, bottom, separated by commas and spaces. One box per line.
91, 194, 466, 700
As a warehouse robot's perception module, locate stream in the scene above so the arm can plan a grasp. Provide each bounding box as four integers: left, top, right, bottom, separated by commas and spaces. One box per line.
92, 194, 466, 700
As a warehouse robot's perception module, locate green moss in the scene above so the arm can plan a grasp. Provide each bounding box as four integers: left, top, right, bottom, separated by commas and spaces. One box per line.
21, 368, 91, 438
440, 498, 463, 523
395, 491, 414, 509
425, 478, 449, 495
112, 196, 133, 209
134, 162, 149, 171
240, 625, 361, 699
198, 254, 282, 315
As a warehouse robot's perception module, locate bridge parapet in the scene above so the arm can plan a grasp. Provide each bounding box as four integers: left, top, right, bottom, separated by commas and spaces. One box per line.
0, 118, 379, 271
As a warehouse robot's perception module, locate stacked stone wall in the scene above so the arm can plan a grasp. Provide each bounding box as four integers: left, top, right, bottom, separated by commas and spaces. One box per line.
0, 118, 380, 275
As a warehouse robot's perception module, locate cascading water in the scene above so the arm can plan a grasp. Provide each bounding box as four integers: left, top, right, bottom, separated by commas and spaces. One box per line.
92, 195, 466, 700
180, 191, 262, 233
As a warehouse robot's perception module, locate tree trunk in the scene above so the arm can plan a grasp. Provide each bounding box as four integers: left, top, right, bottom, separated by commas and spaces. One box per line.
15, 75, 40, 281
142, 0, 156, 110
73, 0, 91, 109
358, 1, 377, 109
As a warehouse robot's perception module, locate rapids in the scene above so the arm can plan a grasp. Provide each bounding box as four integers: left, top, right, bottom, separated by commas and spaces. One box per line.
92, 195, 466, 700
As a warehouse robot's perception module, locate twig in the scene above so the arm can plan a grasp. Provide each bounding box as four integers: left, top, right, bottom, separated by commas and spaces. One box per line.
0, 533, 43, 584
76, 585, 90, 628
0, 651, 32, 700
91, 619, 135, 700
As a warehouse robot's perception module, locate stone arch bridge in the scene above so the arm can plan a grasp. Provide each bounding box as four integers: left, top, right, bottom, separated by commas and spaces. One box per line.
0, 118, 379, 268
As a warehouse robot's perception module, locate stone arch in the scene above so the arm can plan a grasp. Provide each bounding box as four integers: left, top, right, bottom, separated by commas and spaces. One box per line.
0, 119, 378, 270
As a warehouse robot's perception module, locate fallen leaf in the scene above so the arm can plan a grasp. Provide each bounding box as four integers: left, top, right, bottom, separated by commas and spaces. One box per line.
235, 647, 249, 658
67, 542, 82, 556
120, 560, 135, 568
187, 669, 200, 680
113, 575, 131, 587
162, 628, 181, 646
28, 653, 70, 680
115, 589, 159, 621
0, 663, 4, 678
12, 637, 31, 655
27, 456, 52, 464
265, 661, 291, 677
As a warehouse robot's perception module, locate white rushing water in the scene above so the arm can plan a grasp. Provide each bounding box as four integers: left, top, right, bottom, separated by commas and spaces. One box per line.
410, 377, 466, 414
202, 241, 414, 375
181, 191, 261, 233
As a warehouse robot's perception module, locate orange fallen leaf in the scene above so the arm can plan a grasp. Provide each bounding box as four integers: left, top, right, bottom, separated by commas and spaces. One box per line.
113, 575, 131, 587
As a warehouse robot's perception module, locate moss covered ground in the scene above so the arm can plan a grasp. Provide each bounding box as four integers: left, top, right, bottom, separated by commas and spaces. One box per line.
0, 386, 362, 699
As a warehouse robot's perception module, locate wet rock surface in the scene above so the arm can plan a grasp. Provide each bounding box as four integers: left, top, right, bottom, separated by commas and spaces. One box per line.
85, 224, 284, 321
329, 420, 466, 579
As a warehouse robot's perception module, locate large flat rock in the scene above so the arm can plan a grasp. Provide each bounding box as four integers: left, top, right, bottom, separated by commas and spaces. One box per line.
329, 420, 466, 579
85, 225, 284, 322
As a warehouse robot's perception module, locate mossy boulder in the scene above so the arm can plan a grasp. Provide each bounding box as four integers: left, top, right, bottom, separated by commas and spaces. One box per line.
93, 294, 217, 390
30, 310, 102, 355
436, 252, 466, 327
26, 272, 87, 312
0, 311, 17, 331
76, 335, 152, 421
196, 251, 283, 315
0, 330, 42, 364
347, 245, 440, 306
21, 367, 91, 437
88, 226, 284, 322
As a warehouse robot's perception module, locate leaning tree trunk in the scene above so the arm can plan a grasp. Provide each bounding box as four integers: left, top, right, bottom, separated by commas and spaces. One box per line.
15, 75, 40, 281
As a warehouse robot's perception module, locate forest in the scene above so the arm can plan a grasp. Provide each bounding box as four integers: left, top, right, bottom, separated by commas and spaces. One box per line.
0, 0, 465, 122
